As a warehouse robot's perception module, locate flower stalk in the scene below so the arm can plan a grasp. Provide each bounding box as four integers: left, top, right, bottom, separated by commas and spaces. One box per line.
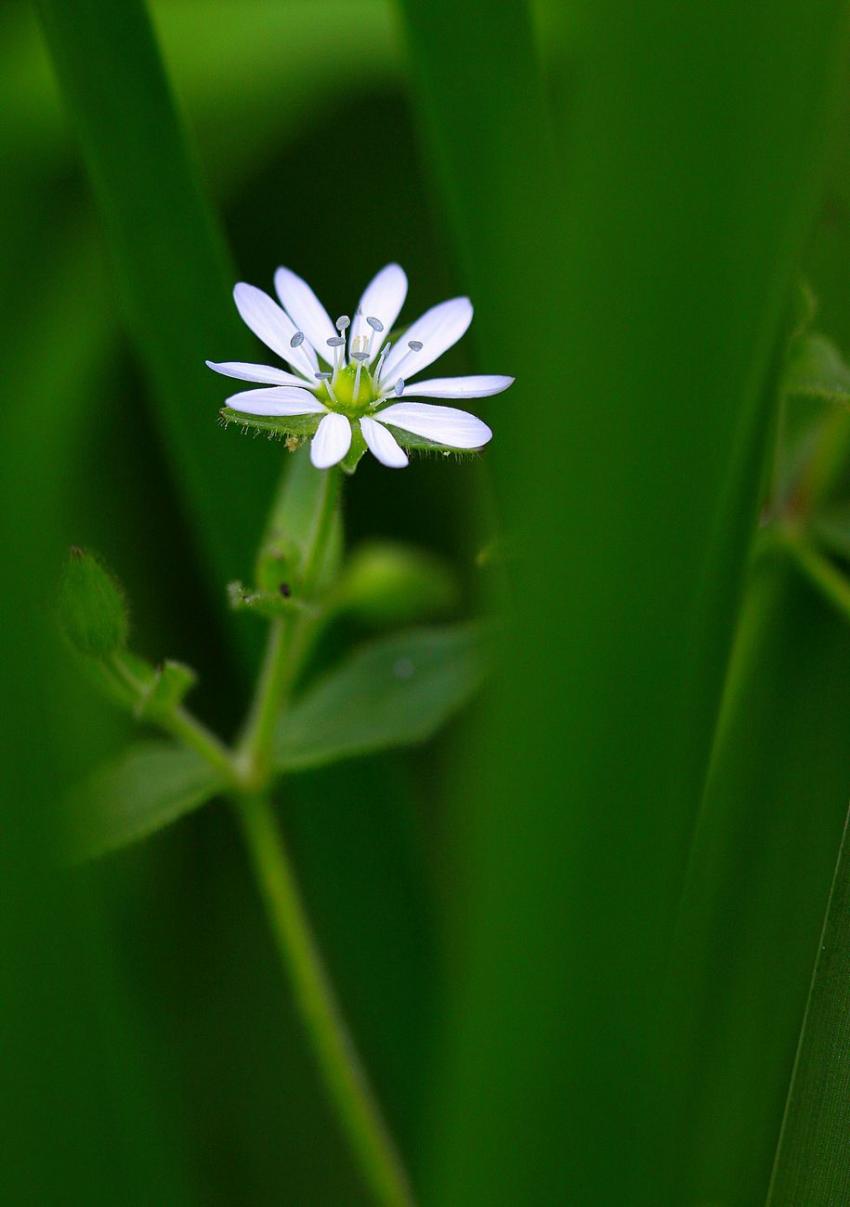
235, 791, 416, 1207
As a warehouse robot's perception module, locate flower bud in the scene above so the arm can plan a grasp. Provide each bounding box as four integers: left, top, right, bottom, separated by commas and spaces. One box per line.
336, 542, 457, 627
59, 547, 129, 658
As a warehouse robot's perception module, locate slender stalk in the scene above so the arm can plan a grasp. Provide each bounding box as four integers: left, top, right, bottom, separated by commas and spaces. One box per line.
109, 652, 237, 783
236, 792, 416, 1207
238, 466, 340, 783
781, 528, 850, 623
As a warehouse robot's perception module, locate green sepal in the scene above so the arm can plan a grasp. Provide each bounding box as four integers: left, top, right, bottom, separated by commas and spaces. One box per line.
134, 658, 198, 721
340, 423, 367, 475
219, 407, 321, 443
58, 546, 129, 658
383, 426, 484, 460
221, 406, 485, 462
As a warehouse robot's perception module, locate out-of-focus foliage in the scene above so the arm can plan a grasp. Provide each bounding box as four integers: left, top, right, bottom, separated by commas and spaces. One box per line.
5, 0, 850, 1204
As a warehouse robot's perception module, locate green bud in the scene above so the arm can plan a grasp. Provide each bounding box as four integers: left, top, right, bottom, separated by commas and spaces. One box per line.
59, 547, 129, 658
335, 542, 457, 627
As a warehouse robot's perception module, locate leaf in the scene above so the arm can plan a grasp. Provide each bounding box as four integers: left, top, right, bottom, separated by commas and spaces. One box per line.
274, 624, 488, 773
766, 806, 850, 1206
67, 741, 224, 861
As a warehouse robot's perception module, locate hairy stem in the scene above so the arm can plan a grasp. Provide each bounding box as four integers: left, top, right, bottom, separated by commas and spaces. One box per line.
238, 466, 340, 784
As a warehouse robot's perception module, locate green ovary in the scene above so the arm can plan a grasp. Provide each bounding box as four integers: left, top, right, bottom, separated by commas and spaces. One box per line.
319, 362, 379, 418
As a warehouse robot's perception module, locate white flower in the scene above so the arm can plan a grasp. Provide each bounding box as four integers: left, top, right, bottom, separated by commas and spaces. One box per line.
207, 263, 514, 470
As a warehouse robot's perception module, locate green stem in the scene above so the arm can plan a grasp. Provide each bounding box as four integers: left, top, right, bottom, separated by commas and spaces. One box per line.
109, 652, 237, 783
781, 528, 850, 623
238, 466, 340, 784
235, 793, 416, 1207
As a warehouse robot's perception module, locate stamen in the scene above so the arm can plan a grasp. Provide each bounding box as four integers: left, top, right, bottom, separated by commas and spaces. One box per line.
375, 341, 392, 380
327, 334, 345, 373
290, 331, 305, 348
394, 379, 405, 396
385, 339, 424, 383
315, 370, 338, 405
366, 315, 384, 358
335, 315, 350, 332
351, 350, 368, 405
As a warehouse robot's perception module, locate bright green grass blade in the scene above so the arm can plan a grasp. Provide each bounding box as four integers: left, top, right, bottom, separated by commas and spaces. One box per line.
67, 741, 224, 861
34, 0, 274, 606
395, 0, 850, 1202
766, 805, 850, 1206
274, 624, 487, 773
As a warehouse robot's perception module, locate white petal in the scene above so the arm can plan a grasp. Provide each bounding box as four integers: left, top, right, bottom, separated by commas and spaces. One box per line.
375, 401, 492, 449
310, 413, 352, 468
225, 387, 328, 417
360, 417, 409, 468
349, 263, 408, 365
402, 374, 514, 399
274, 267, 337, 362
233, 283, 317, 379
206, 360, 318, 388
380, 297, 473, 386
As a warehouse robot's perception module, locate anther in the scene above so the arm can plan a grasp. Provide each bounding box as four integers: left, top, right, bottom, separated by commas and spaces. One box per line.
326, 336, 345, 347
336, 315, 350, 332
395, 379, 405, 396
351, 351, 369, 362
408, 340, 423, 352
315, 371, 333, 379
366, 316, 384, 332
290, 331, 305, 348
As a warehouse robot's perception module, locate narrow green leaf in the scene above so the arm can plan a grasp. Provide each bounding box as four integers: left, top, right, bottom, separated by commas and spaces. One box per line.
767, 808, 850, 1206
657, 557, 850, 1204
396, 0, 850, 1202
67, 741, 223, 861
34, 0, 274, 608
274, 624, 487, 773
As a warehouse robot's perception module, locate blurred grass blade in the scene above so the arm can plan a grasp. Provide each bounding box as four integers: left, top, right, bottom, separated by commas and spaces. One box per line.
658, 555, 850, 1203
274, 624, 487, 773
767, 806, 850, 1206
68, 741, 224, 861
396, 0, 850, 1202
34, 0, 275, 607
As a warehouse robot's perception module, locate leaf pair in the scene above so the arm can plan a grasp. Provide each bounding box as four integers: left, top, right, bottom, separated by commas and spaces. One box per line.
67, 623, 488, 860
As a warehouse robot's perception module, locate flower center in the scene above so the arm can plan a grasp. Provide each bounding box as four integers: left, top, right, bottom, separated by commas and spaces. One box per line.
304, 311, 417, 418
317, 361, 378, 418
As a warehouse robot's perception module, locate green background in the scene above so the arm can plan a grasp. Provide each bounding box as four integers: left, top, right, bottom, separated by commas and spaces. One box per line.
4, 1, 850, 1203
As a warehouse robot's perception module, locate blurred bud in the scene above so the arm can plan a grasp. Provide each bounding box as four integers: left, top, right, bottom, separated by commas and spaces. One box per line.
336, 542, 458, 627
59, 547, 129, 658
